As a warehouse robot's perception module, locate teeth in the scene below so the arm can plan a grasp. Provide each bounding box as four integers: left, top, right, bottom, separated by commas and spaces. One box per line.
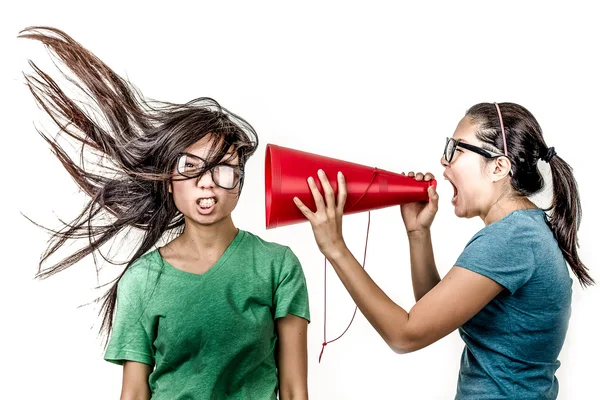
198, 198, 216, 208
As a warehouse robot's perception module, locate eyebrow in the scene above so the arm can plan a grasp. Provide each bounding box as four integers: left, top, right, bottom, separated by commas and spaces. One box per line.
455, 138, 478, 146
219, 153, 239, 163
184, 151, 236, 159
184, 152, 241, 169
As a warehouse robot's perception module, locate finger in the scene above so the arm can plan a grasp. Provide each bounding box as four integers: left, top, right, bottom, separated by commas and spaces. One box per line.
307, 176, 326, 211
424, 172, 435, 181
317, 170, 336, 209
415, 172, 424, 181
427, 186, 439, 211
293, 197, 315, 222
336, 171, 347, 213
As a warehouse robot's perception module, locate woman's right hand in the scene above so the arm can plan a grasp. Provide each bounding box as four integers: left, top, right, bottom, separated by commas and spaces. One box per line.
400, 171, 439, 235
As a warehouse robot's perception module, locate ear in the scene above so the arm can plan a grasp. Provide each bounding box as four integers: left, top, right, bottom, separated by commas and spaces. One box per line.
490, 156, 512, 182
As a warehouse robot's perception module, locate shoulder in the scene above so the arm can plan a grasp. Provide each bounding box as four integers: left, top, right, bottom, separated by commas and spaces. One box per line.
117, 250, 163, 294
465, 209, 548, 250
239, 230, 296, 259
457, 210, 550, 293
239, 231, 303, 279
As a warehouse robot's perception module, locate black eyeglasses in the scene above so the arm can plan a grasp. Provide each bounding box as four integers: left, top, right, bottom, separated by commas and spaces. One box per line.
443, 137, 505, 163
175, 152, 244, 190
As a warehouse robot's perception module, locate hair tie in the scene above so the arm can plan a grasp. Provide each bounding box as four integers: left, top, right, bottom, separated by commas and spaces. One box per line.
543, 146, 556, 162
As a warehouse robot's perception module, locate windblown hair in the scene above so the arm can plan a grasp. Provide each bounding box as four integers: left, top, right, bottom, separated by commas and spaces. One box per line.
466, 102, 592, 287
20, 26, 259, 338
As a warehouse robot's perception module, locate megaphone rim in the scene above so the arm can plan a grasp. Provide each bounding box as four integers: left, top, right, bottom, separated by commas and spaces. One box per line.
265, 144, 277, 228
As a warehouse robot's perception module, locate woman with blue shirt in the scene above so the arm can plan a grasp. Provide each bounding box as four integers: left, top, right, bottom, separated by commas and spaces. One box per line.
294, 102, 592, 399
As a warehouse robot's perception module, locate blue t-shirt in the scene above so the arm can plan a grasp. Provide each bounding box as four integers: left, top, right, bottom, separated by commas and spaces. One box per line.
454, 209, 572, 400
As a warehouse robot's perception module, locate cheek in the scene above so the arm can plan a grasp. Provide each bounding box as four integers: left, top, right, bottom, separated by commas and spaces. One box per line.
454, 164, 485, 196
220, 190, 240, 208
171, 181, 196, 204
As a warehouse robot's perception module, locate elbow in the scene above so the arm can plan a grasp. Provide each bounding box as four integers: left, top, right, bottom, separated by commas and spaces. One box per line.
389, 340, 417, 355
278, 388, 308, 400
278, 378, 308, 400
120, 391, 150, 400
386, 331, 422, 355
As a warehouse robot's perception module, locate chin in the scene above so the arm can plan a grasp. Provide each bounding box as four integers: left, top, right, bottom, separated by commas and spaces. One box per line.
195, 214, 225, 226
454, 207, 480, 220
453, 208, 467, 218
453, 204, 472, 219
197, 211, 236, 227
194, 217, 219, 226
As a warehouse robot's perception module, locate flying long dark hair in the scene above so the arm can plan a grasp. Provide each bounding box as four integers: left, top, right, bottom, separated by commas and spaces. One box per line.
20, 26, 259, 339
467, 102, 592, 287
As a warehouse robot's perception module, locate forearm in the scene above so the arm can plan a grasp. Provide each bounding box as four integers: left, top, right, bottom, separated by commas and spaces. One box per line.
326, 247, 411, 353
407, 229, 440, 301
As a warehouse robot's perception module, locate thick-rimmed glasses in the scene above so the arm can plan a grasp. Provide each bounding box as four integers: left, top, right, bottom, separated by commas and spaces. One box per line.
443, 137, 505, 163
175, 152, 244, 190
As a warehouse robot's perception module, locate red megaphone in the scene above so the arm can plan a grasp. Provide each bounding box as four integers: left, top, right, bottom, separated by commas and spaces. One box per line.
265, 144, 436, 229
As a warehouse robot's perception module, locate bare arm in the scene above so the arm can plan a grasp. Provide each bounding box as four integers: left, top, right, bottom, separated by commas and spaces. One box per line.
399, 172, 441, 301
407, 229, 441, 301
120, 361, 152, 400
326, 246, 502, 353
276, 314, 309, 400
294, 170, 503, 353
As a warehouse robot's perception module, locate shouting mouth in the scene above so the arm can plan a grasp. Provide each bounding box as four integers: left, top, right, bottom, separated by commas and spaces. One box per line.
197, 197, 217, 211
444, 174, 458, 205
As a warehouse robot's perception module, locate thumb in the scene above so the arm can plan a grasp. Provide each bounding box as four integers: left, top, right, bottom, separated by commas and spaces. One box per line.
427, 185, 439, 211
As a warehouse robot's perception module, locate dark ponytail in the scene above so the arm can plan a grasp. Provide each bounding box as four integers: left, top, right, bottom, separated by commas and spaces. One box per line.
545, 153, 593, 286
467, 102, 593, 287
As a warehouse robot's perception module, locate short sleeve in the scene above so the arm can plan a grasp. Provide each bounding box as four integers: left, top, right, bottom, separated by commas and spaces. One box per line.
104, 265, 156, 366
455, 227, 535, 294
274, 248, 310, 322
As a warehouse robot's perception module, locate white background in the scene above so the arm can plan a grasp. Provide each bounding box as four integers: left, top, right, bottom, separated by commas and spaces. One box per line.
1, 1, 598, 399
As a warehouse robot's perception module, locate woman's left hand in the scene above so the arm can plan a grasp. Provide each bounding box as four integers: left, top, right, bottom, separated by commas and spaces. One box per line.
293, 169, 348, 258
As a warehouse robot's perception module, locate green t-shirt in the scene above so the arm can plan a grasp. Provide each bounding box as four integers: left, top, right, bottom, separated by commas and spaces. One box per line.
104, 230, 310, 399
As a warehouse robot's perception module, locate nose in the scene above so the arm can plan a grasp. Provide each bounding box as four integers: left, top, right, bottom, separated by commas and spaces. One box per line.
196, 170, 215, 188
440, 154, 449, 168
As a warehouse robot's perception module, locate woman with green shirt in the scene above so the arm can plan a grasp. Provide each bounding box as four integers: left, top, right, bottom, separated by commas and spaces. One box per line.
21, 27, 310, 399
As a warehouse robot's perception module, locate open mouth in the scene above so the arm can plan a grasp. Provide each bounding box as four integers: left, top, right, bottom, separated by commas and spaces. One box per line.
197, 197, 217, 209
444, 174, 458, 205
451, 183, 458, 204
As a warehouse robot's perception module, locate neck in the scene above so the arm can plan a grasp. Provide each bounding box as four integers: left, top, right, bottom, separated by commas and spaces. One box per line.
482, 193, 537, 226
178, 215, 238, 257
